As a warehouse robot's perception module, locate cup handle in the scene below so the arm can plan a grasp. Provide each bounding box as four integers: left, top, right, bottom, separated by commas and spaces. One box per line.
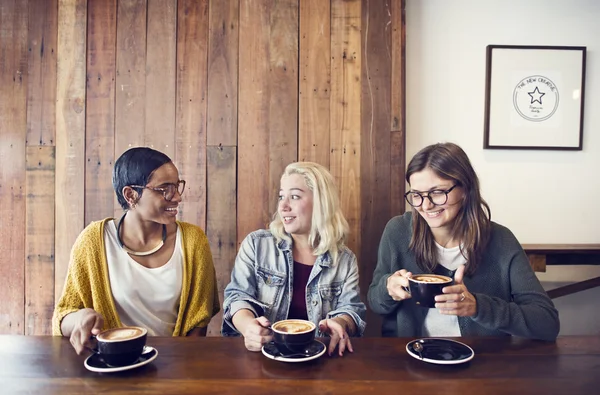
402, 285, 411, 295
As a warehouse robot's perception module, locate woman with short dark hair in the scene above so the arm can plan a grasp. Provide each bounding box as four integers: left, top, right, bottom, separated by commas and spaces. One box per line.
368, 142, 559, 341
53, 147, 219, 354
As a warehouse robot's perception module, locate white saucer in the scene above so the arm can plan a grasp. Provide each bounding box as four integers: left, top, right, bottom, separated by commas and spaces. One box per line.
406, 338, 474, 365
262, 340, 326, 363
84, 346, 158, 373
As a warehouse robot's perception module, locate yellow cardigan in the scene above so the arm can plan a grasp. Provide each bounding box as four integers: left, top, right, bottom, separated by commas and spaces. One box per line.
52, 218, 220, 336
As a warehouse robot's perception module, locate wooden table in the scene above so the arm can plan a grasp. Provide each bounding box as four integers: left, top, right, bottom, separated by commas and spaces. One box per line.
1, 336, 599, 394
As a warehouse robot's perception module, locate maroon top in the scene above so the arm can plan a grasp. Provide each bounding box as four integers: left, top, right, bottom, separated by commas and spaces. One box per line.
287, 261, 313, 320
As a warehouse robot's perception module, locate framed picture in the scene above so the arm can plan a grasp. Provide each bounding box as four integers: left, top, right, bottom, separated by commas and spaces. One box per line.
483, 45, 586, 150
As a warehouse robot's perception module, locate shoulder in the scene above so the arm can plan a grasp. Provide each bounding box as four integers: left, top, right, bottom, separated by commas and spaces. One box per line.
177, 221, 208, 240
246, 229, 276, 240
485, 221, 523, 256
383, 212, 413, 238
240, 229, 279, 247
74, 218, 111, 248
337, 244, 357, 263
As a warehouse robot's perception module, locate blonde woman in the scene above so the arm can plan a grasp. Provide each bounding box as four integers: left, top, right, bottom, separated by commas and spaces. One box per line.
222, 162, 366, 356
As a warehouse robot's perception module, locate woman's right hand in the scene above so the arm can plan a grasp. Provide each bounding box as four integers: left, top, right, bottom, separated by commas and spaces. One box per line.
67, 308, 104, 355
241, 316, 273, 352
386, 269, 413, 301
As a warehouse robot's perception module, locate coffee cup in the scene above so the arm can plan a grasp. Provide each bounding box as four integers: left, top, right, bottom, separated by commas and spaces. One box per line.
403, 274, 453, 308
271, 319, 316, 354
91, 326, 147, 367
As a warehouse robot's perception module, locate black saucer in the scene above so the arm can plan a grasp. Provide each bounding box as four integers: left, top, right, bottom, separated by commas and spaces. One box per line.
262, 340, 326, 362
406, 338, 474, 365
84, 346, 158, 373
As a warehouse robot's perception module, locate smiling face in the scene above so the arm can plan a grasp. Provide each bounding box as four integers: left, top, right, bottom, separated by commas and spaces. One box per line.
133, 162, 182, 224
408, 167, 463, 241
278, 173, 314, 239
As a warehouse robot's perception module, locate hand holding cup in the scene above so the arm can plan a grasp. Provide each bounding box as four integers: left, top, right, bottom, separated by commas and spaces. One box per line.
69, 308, 104, 355
242, 316, 273, 352
386, 269, 413, 301
435, 265, 477, 317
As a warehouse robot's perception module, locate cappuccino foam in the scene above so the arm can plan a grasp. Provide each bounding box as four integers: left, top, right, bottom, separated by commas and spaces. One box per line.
273, 320, 314, 334
98, 327, 145, 342
411, 274, 451, 283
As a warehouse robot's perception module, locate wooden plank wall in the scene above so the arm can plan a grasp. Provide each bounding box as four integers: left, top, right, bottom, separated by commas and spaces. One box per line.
0, 0, 406, 338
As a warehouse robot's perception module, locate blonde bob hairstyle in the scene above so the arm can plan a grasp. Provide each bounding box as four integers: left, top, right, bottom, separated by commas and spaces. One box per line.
269, 162, 349, 265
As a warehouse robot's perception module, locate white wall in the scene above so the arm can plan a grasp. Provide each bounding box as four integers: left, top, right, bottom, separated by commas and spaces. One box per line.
406, 0, 600, 244
406, 0, 600, 335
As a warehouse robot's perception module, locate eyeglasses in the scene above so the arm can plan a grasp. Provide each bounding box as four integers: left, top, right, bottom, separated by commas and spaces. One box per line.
404, 185, 458, 208
130, 180, 186, 201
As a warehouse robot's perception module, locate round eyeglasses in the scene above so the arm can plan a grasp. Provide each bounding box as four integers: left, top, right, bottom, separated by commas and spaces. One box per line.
404, 185, 458, 208
130, 180, 186, 201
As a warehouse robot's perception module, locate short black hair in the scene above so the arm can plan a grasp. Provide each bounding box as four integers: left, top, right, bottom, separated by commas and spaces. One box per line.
113, 147, 172, 210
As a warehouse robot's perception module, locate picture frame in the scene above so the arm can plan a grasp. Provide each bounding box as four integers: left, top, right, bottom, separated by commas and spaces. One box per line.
483, 45, 586, 150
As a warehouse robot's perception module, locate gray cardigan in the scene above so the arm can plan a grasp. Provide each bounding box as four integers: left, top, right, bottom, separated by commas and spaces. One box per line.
367, 213, 560, 341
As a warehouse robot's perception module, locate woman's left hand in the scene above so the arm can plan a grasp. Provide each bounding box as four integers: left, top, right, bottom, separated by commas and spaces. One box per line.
435, 265, 477, 317
318, 317, 353, 357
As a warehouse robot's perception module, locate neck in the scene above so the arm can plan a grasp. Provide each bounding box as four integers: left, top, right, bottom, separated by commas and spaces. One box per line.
431, 227, 459, 248
291, 234, 316, 265
122, 211, 163, 243
117, 211, 167, 256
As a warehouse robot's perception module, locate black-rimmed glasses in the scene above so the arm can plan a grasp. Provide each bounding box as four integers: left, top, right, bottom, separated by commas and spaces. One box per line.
404, 185, 458, 208
130, 180, 186, 201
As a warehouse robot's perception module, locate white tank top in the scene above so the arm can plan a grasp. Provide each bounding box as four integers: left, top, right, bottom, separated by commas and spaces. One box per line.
422, 243, 466, 337
104, 220, 183, 336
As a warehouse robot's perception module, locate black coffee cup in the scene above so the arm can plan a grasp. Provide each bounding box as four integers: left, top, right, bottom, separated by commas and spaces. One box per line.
403, 274, 453, 308
91, 326, 147, 367
271, 319, 316, 354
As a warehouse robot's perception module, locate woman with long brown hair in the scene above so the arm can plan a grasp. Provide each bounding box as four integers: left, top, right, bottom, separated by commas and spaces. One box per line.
368, 142, 559, 341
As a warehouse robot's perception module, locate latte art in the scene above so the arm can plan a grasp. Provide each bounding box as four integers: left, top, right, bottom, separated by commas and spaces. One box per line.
273, 320, 314, 334
411, 274, 451, 283
97, 327, 146, 342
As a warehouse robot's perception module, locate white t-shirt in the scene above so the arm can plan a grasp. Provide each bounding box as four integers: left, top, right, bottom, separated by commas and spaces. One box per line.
104, 220, 183, 336
422, 243, 466, 337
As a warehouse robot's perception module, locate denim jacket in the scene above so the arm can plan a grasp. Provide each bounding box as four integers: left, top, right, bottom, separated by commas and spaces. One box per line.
222, 230, 367, 337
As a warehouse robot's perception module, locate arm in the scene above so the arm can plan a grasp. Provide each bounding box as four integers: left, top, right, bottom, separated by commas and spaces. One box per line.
221, 233, 270, 336
368, 218, 407, 315
186, 327, 207, 336
471, 231, 560, 341
179, 224, 221, 336
325, 253, 367, 336
52, 225, 106, 353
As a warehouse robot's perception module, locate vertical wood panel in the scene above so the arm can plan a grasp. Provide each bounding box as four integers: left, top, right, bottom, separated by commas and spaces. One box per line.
26, 0, 57, 146
298, 0, 330, 166
237, 0, 271, 244
114, 0, 146, 218
86, 0, 117, 224
390, 130, 405, 216
176, 0, 209, 229
330, 0, 361, 255
55, 0, 87, 304
360, 0, 393, 336
0, 0, 28, 334
145, 0, 177, 158
0, 0, 408, 337
25, 146, 55, 335
207, 0, 239, 147
267, 0, 298, 207
390, 0, 406, 217
206, 146, 237, 336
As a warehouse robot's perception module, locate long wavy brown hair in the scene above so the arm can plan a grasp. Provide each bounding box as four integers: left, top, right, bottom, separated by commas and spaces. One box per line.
406, 143, 491, 276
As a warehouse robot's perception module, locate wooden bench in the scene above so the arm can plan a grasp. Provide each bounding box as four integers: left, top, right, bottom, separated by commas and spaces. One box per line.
523, 244, 600, 299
